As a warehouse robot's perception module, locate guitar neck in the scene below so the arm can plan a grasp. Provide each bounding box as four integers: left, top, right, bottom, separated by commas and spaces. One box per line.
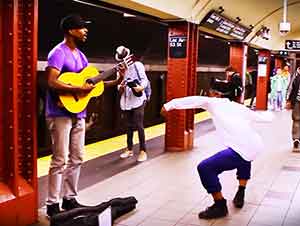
86, 55, 134, 85
86, 67, 117, 85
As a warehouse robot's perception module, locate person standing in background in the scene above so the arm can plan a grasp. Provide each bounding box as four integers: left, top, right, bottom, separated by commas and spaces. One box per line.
270, 68, 288, 111
116, 46, 150, 162
286, 67, 300, 152
247, 66, 258, 109
210, 66, 243, 102
282, 64, 291, 78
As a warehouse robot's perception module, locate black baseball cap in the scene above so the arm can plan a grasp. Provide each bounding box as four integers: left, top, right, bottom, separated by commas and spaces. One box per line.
60, 14, 91, 31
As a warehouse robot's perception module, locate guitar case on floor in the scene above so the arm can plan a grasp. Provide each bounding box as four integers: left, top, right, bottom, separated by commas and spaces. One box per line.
50, 196, 138, 226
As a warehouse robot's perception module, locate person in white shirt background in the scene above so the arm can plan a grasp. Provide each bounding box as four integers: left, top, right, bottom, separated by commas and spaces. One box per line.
161, 87, 273, 219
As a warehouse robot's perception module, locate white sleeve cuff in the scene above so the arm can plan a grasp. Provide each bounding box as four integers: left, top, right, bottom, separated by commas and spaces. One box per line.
163, 102, 173, 111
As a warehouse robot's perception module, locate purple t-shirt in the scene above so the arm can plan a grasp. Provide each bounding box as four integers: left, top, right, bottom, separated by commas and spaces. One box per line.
46, 42, 88, 118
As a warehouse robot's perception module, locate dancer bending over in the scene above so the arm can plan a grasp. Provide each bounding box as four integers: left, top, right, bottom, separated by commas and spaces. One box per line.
161, 89, 273, 219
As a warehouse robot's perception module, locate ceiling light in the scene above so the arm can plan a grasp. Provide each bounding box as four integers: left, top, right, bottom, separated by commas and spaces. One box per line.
279, 0, 291, 36
123, 13, 136, 17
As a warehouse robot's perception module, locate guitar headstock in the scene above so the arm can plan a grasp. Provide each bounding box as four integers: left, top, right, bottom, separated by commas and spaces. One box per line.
117, 54, 135, 71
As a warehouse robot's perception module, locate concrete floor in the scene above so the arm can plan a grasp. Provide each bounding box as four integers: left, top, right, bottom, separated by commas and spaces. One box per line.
33, 109, 300, 226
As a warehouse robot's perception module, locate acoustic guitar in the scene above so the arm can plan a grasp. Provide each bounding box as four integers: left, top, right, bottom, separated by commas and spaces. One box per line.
58, 54, 134, 113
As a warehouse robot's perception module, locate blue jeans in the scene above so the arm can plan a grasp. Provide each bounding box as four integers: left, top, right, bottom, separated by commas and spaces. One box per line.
197, 147, 251, 194
273, 91, 283, 110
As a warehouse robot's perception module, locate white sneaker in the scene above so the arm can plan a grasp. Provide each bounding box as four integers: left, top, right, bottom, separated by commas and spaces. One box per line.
137, 151, 147, 162
120, 150, 134, 159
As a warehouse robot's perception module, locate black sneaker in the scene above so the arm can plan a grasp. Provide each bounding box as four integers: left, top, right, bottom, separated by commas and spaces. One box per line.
47, 203, 60, 217
198, 199, 228, 219
233, 187, 245, 208
62, 198, 87, 211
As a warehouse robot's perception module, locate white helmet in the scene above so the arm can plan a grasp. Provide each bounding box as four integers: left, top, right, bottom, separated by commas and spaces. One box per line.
115, 45, 130, 61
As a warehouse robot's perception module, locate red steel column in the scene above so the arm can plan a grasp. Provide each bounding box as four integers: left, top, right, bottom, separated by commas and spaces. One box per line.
0, 1, 38, 225
229, 42, 248, 103
0, 2, 20, 225
186, 23, 199, 149
165, 22, 198, 151
256, 50, 271, 110
0, 0, 4, 185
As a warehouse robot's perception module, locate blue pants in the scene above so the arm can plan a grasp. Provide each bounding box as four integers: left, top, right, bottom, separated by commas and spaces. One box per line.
197, 148, 251, 194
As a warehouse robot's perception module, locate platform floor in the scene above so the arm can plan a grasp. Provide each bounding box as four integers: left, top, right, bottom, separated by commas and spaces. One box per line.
33, 109, 300, 226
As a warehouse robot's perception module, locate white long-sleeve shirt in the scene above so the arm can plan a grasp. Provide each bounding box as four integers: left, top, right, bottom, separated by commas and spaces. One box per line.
163, 96, 274, 161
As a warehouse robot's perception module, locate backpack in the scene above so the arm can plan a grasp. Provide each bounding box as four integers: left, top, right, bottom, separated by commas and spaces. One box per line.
133, 63, 152, 101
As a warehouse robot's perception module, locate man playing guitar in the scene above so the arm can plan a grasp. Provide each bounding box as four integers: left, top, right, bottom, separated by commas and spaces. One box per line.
44, 14, 124, 217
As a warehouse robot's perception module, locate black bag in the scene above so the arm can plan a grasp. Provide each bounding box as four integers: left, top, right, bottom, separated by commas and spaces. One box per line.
126, 79, 143, 97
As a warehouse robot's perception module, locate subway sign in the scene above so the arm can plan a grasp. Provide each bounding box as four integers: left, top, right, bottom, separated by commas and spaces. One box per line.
200, 10, 251, 40
285, 40, 300, 50
169, 35, 187, 58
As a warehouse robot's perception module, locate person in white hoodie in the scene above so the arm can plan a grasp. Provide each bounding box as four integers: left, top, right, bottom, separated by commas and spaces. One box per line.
161, 88, 273, 219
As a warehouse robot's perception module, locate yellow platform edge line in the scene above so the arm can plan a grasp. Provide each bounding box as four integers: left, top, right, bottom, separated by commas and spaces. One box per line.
37, 111, 210, 177
38, 99, 251, 177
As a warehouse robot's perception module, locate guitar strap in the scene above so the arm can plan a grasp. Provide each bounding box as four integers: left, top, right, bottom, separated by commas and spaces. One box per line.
133, 62, 141, 82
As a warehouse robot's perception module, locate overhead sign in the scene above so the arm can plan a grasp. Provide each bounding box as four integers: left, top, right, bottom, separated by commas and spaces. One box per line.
285, 40, 300, 50
258, 56, 268, 77
200, 10, 252, 40
169, 35, 187, 58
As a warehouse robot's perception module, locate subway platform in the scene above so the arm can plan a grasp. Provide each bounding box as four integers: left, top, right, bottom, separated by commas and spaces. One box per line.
33, 109, 300, 226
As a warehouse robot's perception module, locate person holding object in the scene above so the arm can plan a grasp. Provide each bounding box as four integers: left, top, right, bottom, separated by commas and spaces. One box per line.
212, 66, 243, 102
44, 14, 123, 217
116, 46, 150, 162
161, 88, 273, 219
